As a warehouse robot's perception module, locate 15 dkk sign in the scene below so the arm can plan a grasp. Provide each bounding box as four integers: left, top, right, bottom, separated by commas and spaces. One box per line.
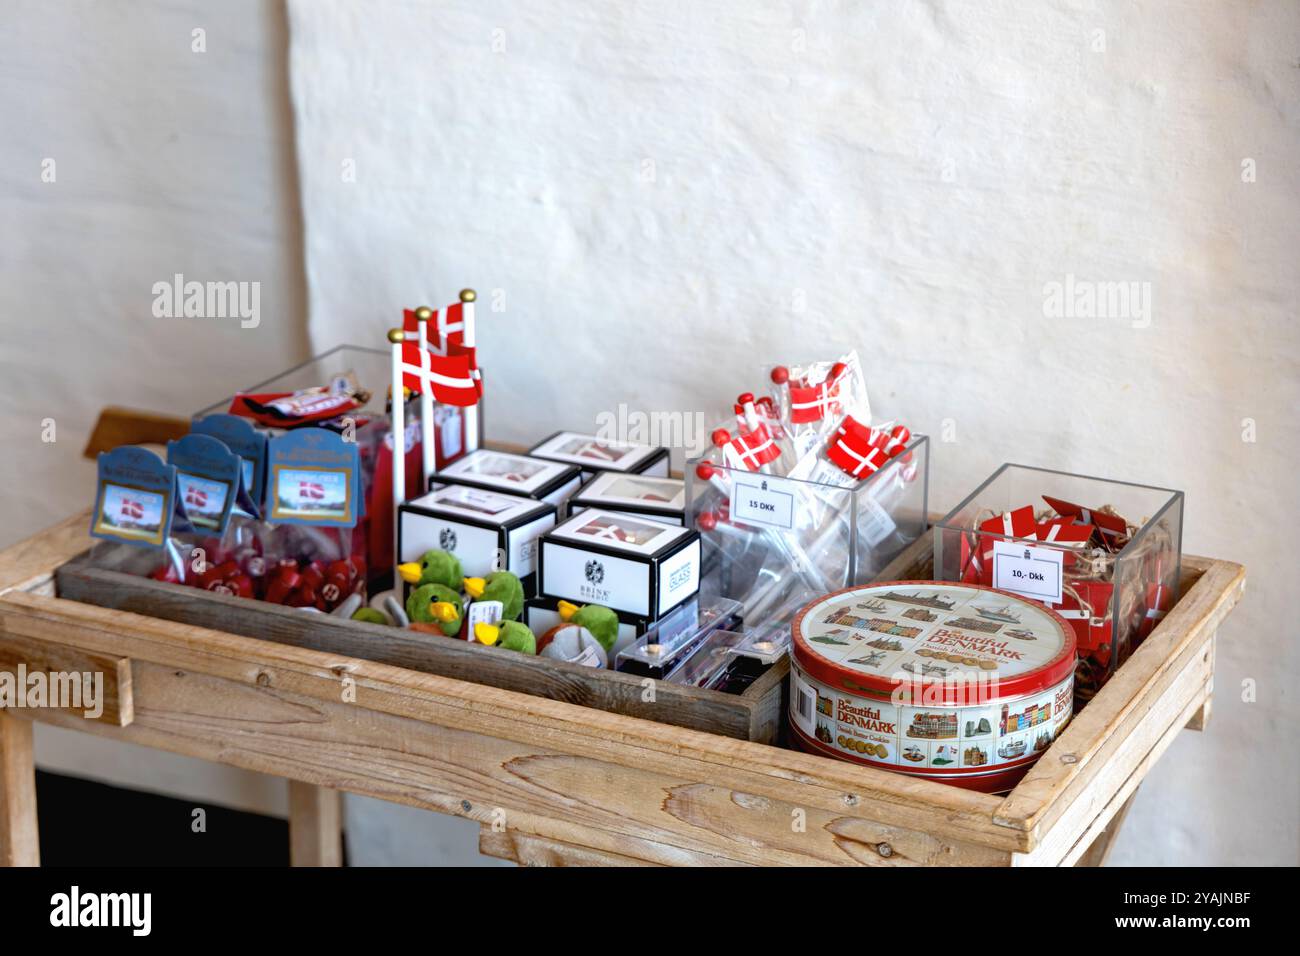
730, 475, 795, 530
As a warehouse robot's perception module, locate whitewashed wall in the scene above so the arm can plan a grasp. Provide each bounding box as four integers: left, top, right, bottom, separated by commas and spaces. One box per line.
0, 0, 309, 817
287, 0, 1299, 865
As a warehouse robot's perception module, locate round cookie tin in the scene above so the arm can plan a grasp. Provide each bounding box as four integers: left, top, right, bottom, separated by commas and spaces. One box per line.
788, 581, 1076, 793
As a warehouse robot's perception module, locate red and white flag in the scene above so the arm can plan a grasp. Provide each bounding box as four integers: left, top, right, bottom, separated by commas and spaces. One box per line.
120, 498, 144, 519
185, 488, 208, 508
399, 342, 479, 406
405, 304, 466, 354
299, 481, 325, 500
723, 424, 781, 471
788, 378, 842, 424
827, 416, 886, 478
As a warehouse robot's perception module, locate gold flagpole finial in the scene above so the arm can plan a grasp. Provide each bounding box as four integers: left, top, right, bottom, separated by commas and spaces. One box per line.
387, 328, 405, 344
415, 306, 433, 321
459, 288, 476, 303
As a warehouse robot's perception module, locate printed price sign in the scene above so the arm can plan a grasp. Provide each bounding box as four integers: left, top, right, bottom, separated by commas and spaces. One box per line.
730, 474, 795, 530
992, 540, 1064, 604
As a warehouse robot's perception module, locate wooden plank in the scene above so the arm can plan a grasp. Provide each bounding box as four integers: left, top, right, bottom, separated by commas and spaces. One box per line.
0, 712, 39, 867
81, 406, 190, 459
480, 828, 663, 867
288, 781, 343, 867
1008, 645, 1214, 865
0, 510, 92, 596
1184, 633, 1215, 731
0, 633, 133, 726
996, 558, 1243, 844
1017, 681, 1211, 866
55, 558, 782, 743
1073, 790, 1138, 868
23, 659, 1012, 866
0, 591, 1021, 854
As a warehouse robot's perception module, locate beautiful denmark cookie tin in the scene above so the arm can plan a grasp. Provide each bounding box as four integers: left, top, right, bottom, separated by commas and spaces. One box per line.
788, 581, 1076, 793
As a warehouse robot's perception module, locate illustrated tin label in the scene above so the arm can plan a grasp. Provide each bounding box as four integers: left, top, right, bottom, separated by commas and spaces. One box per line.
789, 581, 1077, 791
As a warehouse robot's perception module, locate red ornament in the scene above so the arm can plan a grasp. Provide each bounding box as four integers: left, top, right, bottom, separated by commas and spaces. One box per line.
770, 366, 789, 385
711, 428, 731, 447
695, 461, 716, 481
697, 510, 718, 531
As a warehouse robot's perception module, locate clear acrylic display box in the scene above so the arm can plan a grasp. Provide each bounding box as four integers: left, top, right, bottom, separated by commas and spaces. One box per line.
194, 345, 391, 419
933, 464, 1183, 702
686, 436, 929, 627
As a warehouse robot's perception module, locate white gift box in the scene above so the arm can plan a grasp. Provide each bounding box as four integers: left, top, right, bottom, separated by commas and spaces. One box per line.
567, 472, 686, 525
398, 484, 556, 582
538, 508, 700, 619
529, 431, 670, 482
431, 448, 581, 510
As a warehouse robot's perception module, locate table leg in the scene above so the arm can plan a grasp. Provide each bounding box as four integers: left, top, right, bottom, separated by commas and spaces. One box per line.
0, 712, 40, 867
288, 780, 343, 867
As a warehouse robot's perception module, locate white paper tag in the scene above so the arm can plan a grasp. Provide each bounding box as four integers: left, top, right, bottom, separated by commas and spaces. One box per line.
729, 473, 796, 530
466, 599, 504, 635
859, 497, 897, 547
991, 540, 1064, 604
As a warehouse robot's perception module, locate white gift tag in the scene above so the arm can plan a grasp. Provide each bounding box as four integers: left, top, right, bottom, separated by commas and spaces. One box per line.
859, 497, 897, 547
466, 599, 504, 635
730, 473, 796, 530
991, 540, 1064, 604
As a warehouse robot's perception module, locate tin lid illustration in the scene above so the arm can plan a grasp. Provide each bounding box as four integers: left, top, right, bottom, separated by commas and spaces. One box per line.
791, 581, 1076, 706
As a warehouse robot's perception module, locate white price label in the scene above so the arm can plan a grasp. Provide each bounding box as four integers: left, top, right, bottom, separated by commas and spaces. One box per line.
991, 540, 1064, 604
860, 497, 897, 547
729, 474, 796, 530
465, 599, 504, 633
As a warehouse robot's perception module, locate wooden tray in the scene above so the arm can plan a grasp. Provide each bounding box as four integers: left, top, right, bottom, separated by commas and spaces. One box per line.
0, 512, 1244, 866
53, 548, 788, 744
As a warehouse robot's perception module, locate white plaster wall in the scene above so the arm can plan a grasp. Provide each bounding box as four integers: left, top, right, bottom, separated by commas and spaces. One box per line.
287, 0, 1299, 865
0, 0, 309, 817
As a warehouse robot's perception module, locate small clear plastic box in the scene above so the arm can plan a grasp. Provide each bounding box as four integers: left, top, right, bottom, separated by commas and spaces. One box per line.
615, 597, 743, 679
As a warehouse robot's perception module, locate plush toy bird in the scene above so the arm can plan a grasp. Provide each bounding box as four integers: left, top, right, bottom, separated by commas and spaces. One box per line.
551, 600, 620, 652
463, 571, 525, 622
406, 583, 465, 637
397, 549, 463, 591
538, 621, 608, 667
473, 620, 537, 654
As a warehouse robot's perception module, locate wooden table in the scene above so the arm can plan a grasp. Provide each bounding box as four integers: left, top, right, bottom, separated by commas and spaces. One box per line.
0, 509, 1244, 867
0, 406, 1247, 866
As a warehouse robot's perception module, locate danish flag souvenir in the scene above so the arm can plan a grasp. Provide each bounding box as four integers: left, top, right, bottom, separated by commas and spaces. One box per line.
265, 427, 362, 529
191, 414, 268, 507
826, 415, 887, 479
1050, 581, 1115, 661
166, 432, 260, 534
1138, 560, 1173, 638
398, 341, 479, 407
716, 423, 781, 471
91, 445, 185, 550
977, 505, 1037, 563
1036, 517, 1094, 568
1042, 495, 1129, 551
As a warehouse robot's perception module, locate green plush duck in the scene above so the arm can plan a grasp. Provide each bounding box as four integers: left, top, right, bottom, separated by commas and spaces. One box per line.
406, 583, 465, 637
556, 600, 620, 652
463, 571, 525, 622
397, 549, 463, 591
473, 620, 537, 654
